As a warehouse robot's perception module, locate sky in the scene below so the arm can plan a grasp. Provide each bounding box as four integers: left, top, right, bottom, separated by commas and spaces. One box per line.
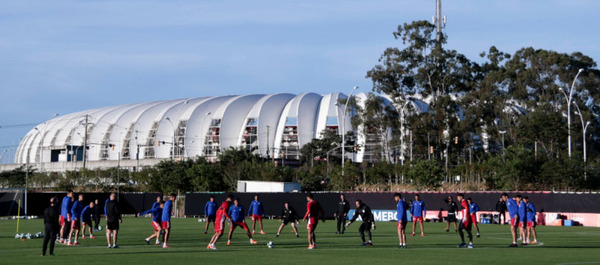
1, 0, 599, 163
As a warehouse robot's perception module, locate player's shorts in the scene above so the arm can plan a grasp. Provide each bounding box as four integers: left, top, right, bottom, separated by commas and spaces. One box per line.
214, 215, 226, 233
206, 215, 216, 222
510, 216, 519, 226
60, 215, 66, 226
447, 214, 457, 222
397, 221, 407, 229
459, 220, 472, 231
83, 219, 92, 227
283, 218, 296, 225
413, 216, 423, 223
527, 221, 536, 228
71, 219, 81, 230
152, 221, 161, 231
107, 220, 119, 230
231, 221, 249, 231
252, 214, 262, 222
307, 217, 318, 231
161, 221, 171, 230
470, 214, 478, 224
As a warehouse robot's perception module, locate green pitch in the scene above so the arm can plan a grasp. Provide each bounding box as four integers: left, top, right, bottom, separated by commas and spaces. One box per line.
1, 218, 599, 265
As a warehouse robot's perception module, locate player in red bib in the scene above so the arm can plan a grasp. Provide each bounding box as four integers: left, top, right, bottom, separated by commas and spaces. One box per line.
456, 193, 474, 248
207, 194, 234, 250
303, 193, 325, 249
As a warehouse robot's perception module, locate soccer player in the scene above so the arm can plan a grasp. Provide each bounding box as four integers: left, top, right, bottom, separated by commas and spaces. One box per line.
93, 199, 101, 231
467, 198, 481, 237
411, 194, 426, 236
161, 193, 176, 248
345, 200, 375, 246
495, 196, 507, 225
334, 194, 350, 234
456, 193, 473, 248
523, 196, 538, 244
226, 198, 258, 245
394, 193, 408, 248
105, 193, 122, 248
516, 194, 527, 245
59, 190, 74, 244
503, 193, 519, 247
276, 202, 300, 237
81, 201, 96, 239
444, 196, 458, 232
68, 194, 84, 245
207, 194, 234, 250
138, 200, 163, 245
203, 196, 217, 234
248, 194, 266, 235
42, 197, 59, 257
303, 193, 325, 249
152, 195, 161, 209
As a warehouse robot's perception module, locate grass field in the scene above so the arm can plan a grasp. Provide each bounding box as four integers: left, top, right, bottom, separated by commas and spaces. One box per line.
1, 217, 599, 265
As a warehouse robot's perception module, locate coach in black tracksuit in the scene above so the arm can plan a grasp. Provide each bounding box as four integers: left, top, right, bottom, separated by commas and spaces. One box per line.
93, 198, 101, 230
334, 194, 350, 234
42, 197, 60, 256
346, 200, 375, 246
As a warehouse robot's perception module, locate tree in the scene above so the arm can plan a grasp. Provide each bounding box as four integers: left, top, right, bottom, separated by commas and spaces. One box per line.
406, 160, 443, 190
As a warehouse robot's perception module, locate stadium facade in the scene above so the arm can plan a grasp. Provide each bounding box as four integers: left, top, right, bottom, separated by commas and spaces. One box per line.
14, 92, 423, 171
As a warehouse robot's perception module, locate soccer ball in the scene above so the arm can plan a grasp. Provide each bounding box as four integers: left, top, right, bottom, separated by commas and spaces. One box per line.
267, 241, 274, 248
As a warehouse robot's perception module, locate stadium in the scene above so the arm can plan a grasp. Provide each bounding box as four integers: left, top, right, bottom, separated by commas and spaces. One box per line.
14, 92, 423, 172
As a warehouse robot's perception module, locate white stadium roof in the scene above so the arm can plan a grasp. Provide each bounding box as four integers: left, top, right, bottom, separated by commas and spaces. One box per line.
16, 92, 400, 166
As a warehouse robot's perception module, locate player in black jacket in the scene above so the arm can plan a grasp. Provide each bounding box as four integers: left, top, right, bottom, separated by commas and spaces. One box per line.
445, 196, 458, 232
105, 193, 122, 248
276, 202, 300, 237
334, 194, 350, 234
345, 200, 375, 246
42, 197, 60, 256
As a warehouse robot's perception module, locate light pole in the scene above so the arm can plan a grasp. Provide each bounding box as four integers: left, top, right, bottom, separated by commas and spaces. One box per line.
326, 146, 342, 181
196, 112, 212, 158
572, 102, 591, 164
499, 130, 506, 156
559, 68, 584, 158
173, 99, 190, 159
165, 117, 176, 160
339, 86, 358, 176
398, 99, 411, 165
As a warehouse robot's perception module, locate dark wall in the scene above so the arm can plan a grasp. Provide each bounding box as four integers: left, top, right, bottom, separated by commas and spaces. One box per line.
0, 192, 161, 216
185, 191, 600, 217
185, 192, 341, 218
4, 191, 598, 217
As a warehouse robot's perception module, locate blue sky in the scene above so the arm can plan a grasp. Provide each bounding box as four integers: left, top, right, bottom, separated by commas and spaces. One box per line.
1, 0, 599, 163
